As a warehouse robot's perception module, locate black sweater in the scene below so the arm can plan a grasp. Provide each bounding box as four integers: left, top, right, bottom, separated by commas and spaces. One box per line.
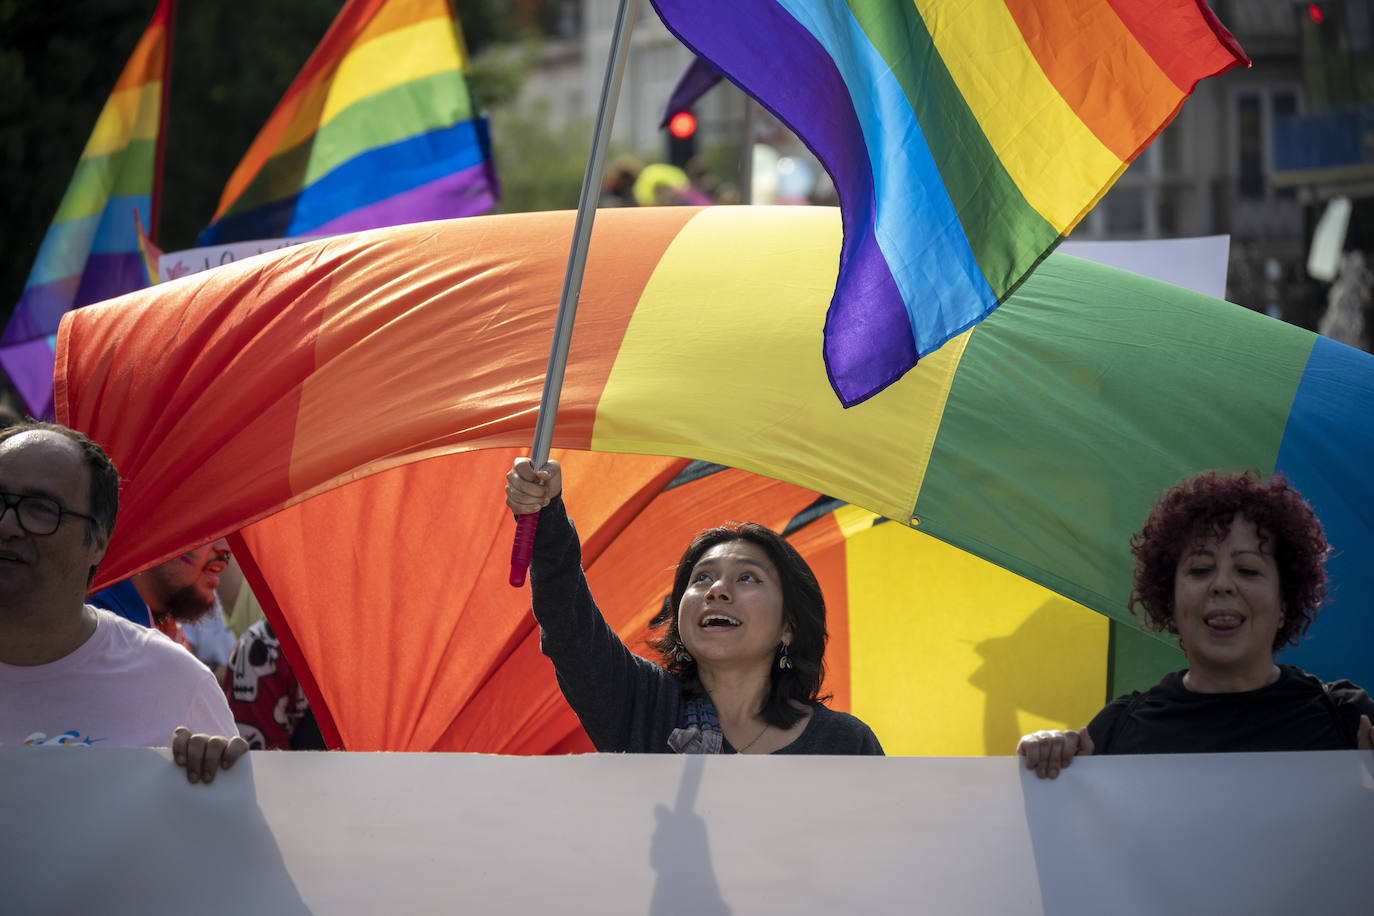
1087, 665, 1374, 754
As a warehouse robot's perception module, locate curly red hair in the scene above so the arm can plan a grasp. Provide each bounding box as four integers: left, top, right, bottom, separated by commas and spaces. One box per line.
1129, 471, 1329, 651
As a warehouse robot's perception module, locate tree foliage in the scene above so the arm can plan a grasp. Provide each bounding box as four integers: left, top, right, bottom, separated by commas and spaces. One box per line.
486, 96, 588, 214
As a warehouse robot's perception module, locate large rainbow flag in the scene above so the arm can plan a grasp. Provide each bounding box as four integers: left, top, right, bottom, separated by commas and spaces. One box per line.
648, 0, 1249, 406
198, 0, 497, 245
1, 0, 171, 418
56, 207, 1373, 754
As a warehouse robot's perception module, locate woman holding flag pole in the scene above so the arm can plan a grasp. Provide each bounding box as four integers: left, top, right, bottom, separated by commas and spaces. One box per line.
507, 458, 882, 755
501, 0, 874, 755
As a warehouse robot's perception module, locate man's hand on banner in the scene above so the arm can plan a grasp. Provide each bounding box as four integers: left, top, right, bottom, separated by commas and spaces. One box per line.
172, 726, 249, 785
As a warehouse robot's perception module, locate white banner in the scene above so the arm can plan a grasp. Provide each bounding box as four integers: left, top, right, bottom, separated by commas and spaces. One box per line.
158, 233, 1231, 301
2, 748, 1369, 914
1059, 234, 1231, 300
156, 236, 329, 283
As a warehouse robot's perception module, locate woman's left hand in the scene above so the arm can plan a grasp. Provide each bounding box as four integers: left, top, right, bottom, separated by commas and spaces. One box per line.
1358, 714, 1373, 751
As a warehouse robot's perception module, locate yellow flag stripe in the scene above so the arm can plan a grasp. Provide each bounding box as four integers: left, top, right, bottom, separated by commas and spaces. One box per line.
81, 81, 162, 161
592, 206, 969, 522
845, 522, 1109, 756
914, 0, 1125, 233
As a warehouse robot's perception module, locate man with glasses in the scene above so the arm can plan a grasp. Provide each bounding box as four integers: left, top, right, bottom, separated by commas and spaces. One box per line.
0, 421, 246, 783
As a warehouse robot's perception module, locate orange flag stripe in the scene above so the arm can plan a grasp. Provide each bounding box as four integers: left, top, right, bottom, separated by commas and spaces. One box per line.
55, 253, 324, 577
784, 511, 852, 714
1108, 0, 1250, 92
1002, 0, 1191, 162
109, 0, 170, 96
57, 208, 700, 587
287, 208, 699, 496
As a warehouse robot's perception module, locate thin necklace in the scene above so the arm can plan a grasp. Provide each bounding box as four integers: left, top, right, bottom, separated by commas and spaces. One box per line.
736, 722, 769, 753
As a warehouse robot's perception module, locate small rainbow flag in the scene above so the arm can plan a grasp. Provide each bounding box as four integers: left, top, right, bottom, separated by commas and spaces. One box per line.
648, 0, 1249, 406
1, 0, 171, 418
198, 0, 497, 246
134, 208, 163, 288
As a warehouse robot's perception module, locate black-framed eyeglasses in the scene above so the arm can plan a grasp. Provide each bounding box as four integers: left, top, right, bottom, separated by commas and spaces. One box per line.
0, 491, 98, 536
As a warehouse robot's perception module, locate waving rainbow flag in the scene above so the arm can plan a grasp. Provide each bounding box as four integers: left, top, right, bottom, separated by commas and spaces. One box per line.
649, 0, 1248, 406
1, 0, 171, 418
198, 0, 497, 245
56, 207, 1374, 752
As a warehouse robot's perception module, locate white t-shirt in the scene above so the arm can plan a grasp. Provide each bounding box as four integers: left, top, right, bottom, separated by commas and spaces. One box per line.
0, 607, 237, 747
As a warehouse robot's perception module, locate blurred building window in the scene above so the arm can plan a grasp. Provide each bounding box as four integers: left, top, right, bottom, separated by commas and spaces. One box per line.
1350, 0, 1373, 51
1105, 187, 1146, 234
1161, 122, 1184, 175
1273, 91, 1299, 199
1238, 95, 1265, 199
1158, 189, 1180, 236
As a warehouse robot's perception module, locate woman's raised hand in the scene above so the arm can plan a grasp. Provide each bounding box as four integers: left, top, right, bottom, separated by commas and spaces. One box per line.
506, 457, 562, 515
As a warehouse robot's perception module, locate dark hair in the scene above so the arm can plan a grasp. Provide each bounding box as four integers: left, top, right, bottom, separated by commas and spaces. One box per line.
1129, 470, 1328, 651
650, 522, 828, 729
0, 420, 120, 545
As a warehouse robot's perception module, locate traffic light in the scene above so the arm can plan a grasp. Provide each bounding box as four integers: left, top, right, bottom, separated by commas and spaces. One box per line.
666, 109, 697, 167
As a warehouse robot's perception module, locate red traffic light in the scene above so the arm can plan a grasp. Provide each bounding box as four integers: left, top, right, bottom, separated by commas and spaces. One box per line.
668, 110, 697, 140
1308, 3, 1323, 23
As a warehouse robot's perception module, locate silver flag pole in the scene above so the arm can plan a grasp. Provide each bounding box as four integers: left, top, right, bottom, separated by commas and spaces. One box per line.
510, 0, 640, 586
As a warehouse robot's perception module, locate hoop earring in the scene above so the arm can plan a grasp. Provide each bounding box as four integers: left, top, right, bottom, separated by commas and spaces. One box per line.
778, 643, 793, 670
675, 644, 694, 665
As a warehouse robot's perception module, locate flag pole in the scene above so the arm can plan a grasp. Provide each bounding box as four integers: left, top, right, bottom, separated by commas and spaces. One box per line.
151, 0, 176, 243
740, 98, 754, 205
509, 0, 640, 587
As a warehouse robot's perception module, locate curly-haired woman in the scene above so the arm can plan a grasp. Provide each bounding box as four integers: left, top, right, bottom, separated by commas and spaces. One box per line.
506, 458, 882, 755
1019, 470, 1374, 778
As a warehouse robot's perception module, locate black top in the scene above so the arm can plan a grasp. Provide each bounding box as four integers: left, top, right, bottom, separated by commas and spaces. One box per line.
529, 497, 883, 755
1087, 665, 1374, 754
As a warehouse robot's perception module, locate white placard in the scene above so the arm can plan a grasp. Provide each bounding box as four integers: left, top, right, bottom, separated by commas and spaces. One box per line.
159, 232, 1232, 301
1060, 235, 1231, 299
156, 235, 330, 283
2, 747, 1369, 914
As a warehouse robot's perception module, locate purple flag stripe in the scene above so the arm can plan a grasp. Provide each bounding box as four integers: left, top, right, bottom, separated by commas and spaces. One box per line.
0, 337, 57, 420
6, 251, 145, 347
310, 165, 497, 236
72, 251, 148, 310
659, 57, 724, 129
655, 0, 917, 403
4, 278, 81, 345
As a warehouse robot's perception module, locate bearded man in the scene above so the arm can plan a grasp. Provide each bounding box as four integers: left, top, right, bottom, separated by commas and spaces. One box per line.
91, 539, 230, 649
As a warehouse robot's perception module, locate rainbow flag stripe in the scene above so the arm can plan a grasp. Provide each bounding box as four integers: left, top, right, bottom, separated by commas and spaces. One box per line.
1, 0, 170, 417
56, 207, 1372, 752
648, 0, 1248, 406
198, 0, 496, 245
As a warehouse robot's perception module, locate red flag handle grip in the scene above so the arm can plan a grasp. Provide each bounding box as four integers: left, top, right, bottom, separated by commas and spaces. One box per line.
509, 512, 540, 587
